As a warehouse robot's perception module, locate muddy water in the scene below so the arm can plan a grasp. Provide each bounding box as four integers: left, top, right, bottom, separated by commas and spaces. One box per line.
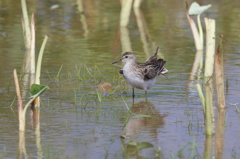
0, 0, 240, 158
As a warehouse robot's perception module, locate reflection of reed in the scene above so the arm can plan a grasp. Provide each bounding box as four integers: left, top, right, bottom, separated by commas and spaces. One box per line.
204, 135, 213, 159
215, 109, 225, 159
76, 0, 89, 37
112, 25, 120, 56
119, 0, 133, 52
120, 0, 161, 60
124, 100, 165, 137
120, 0, 133, 27
204, 79, 214, 134
190, 50, 203, 80
133, 0, 142, 8
31, 98, 43, 158
133, 6, 151, 57
120, 27, 132, 52
18, 131, 28, 159
31, 107, 40, 129
35, 119, 43, 159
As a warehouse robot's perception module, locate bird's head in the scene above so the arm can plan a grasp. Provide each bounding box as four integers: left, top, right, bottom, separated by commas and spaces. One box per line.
112, 52, 136, 64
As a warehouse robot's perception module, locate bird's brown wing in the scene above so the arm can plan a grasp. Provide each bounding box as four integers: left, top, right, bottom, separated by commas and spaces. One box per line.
142, 59, 166, 80
145, 47, 160, 64
145, 53, 157, 64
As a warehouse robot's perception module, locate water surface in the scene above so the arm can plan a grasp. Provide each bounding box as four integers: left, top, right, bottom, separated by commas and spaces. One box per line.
0, 0, 240, 158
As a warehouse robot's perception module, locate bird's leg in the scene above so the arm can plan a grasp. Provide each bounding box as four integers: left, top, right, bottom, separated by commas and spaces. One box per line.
132, 95, 135, 104
132, 87, 135, 99
145, 91, 148, 102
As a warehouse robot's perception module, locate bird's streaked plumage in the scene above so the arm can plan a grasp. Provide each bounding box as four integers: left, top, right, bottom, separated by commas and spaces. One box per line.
112, 47, 168, 95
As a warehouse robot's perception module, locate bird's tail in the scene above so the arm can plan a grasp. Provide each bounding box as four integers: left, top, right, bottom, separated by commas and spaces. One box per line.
156, 59, 168, 76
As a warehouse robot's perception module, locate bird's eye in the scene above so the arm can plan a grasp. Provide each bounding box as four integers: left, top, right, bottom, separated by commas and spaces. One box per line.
125, 56, 128, 58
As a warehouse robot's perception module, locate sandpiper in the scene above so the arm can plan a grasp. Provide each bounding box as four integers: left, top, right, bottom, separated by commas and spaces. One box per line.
112, 47, 168, 98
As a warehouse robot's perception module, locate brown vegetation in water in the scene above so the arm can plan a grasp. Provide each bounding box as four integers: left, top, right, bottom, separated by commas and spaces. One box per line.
97, 82, 112, 92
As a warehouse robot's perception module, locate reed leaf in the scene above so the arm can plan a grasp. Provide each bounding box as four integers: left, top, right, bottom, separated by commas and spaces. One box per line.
23, 84, 49, 116
35, 35, 49, 84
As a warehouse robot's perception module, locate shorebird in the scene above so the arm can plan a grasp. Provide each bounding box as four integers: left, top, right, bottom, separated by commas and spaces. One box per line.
112, 47, 168, 98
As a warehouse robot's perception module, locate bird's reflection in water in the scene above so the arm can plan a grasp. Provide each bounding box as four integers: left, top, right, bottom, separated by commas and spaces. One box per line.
123, 100, 166, 138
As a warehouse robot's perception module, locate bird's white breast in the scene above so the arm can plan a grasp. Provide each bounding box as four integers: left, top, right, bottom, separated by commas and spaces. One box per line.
122, 63, 157, 90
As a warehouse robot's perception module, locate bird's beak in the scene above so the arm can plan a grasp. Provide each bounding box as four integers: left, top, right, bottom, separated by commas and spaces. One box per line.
112, 58, 122, 64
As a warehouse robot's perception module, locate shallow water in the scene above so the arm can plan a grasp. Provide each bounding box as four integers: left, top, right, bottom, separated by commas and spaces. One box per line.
0, 0, 240, 158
